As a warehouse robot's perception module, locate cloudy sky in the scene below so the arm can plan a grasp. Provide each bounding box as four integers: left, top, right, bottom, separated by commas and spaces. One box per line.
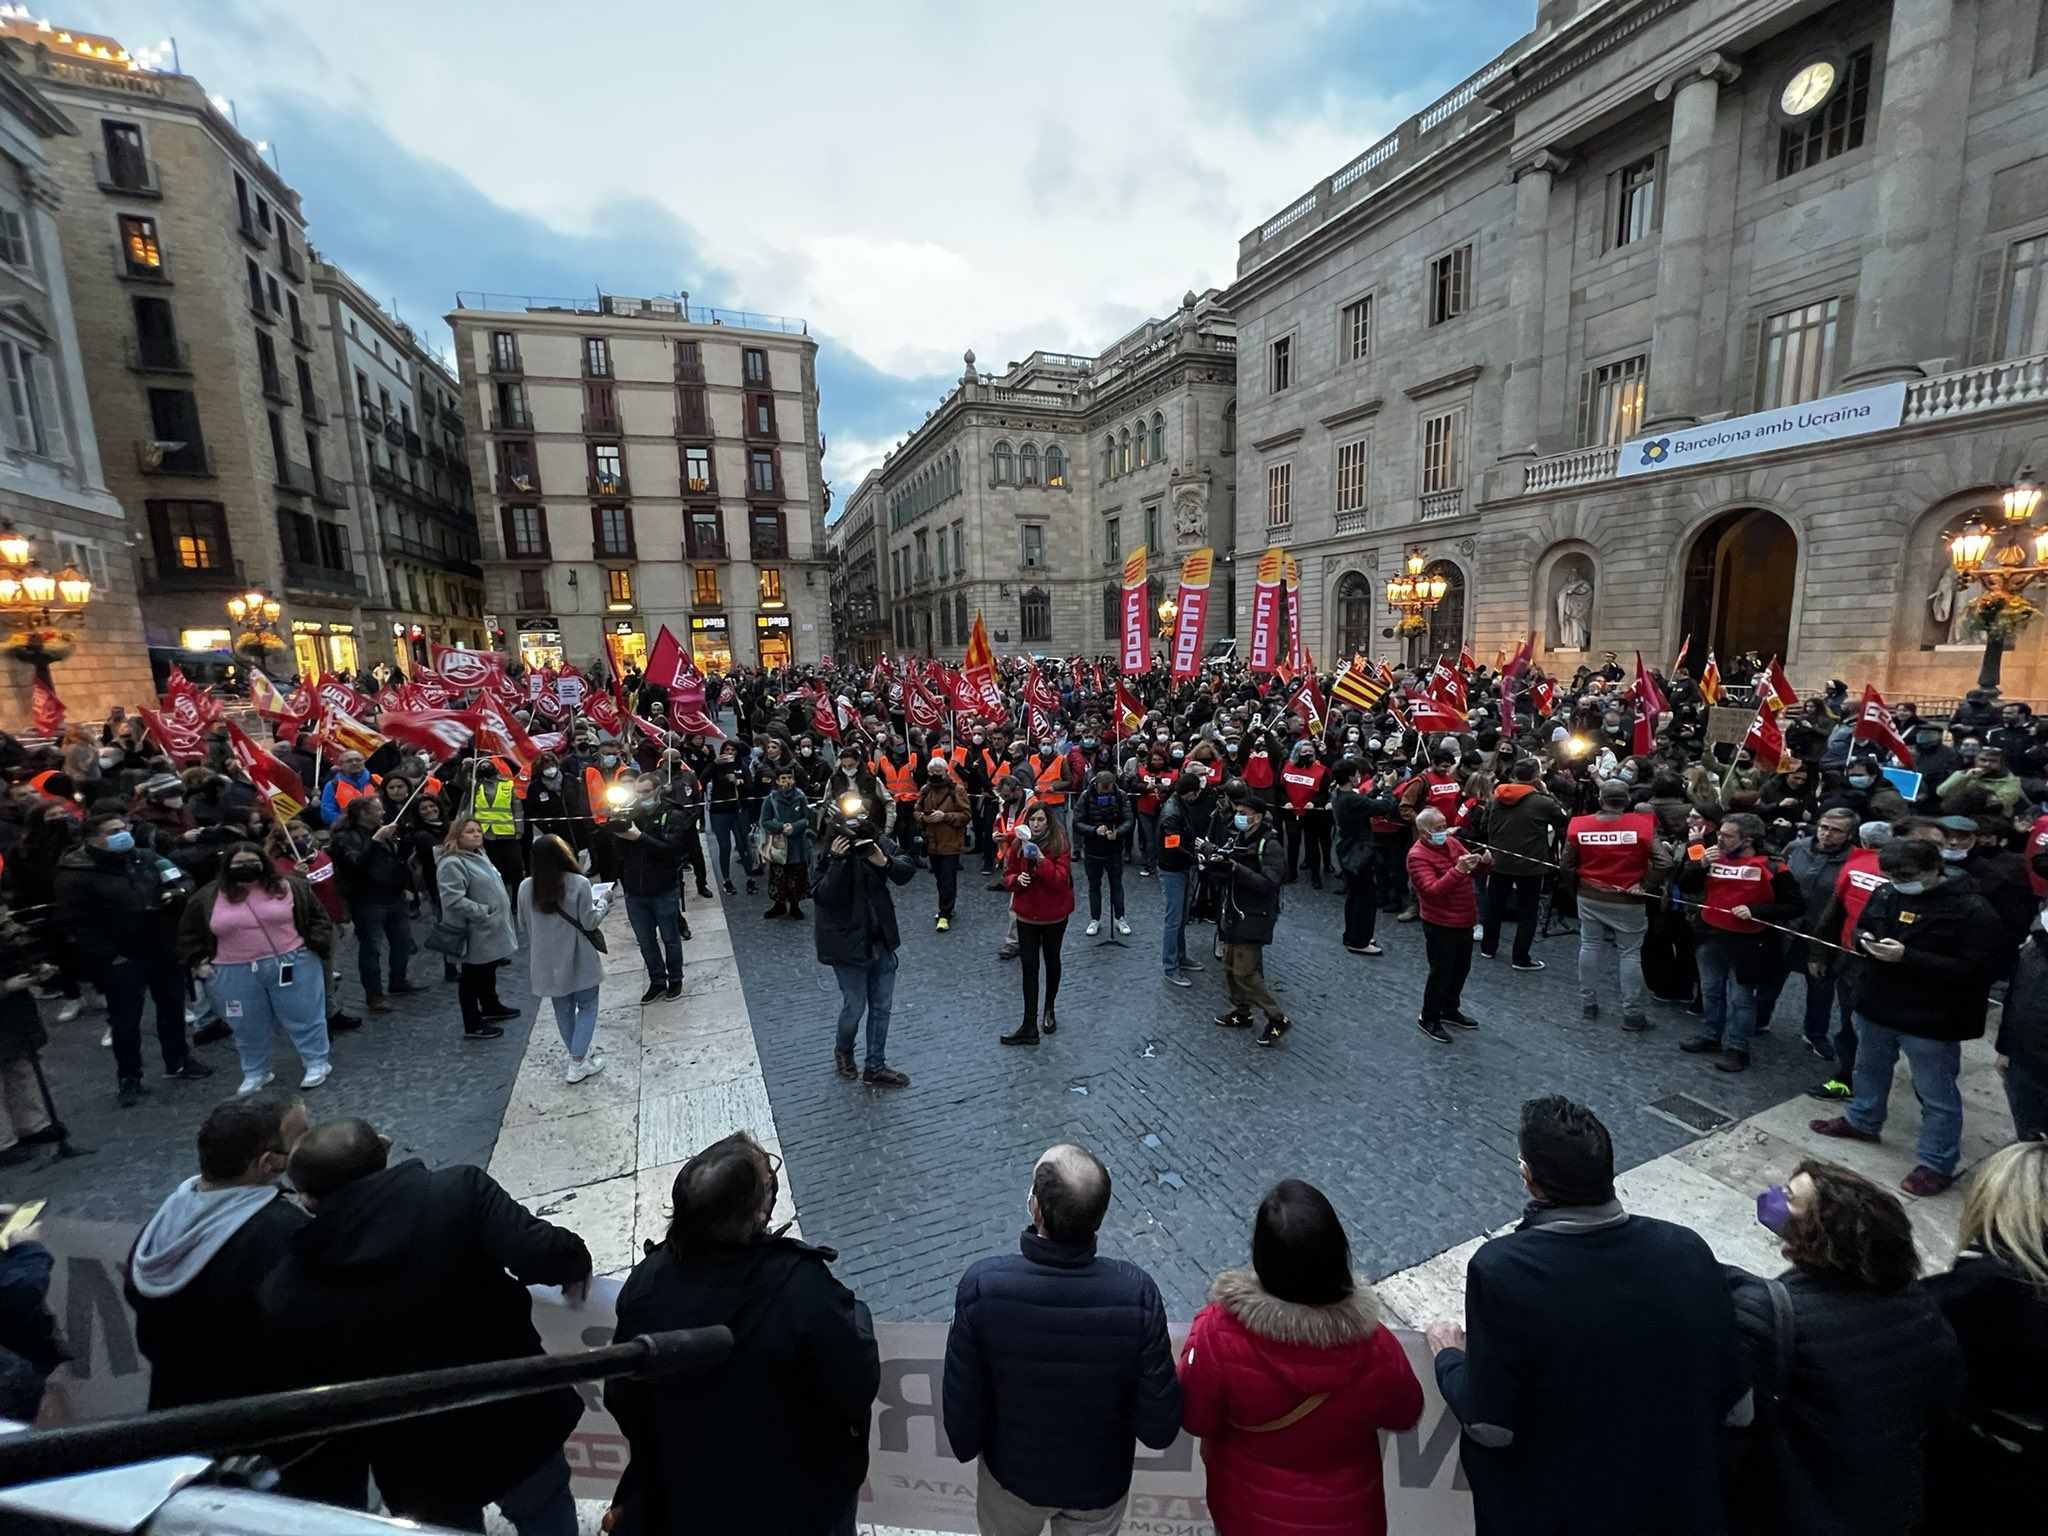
77, 0, 1530, 499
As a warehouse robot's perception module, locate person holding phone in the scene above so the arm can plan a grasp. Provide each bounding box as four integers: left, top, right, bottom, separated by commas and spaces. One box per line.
177, 842, 334, 1097
517, 835, 611, 1085
1000, 804, 1073, 1045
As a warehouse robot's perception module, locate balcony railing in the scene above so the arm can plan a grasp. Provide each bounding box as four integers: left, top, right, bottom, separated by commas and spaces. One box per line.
682, 473, 717, 496
744, 415, 778, 442
313, 469, 349, 508
301, 389, 325, 423
1520, 445, 1620, 495
495, 468, 541, 495
283, 559, 365, 596
488, 408, 533, 432
748, 473, 785, 501
290, 318, 315, 351
94, 151, 160, 197
488, 347, 523, 377
439, 400, 463, 428
278, 243, 304, 282
135, 439, 211, 476
674, 412, 712, 438
112, 241, 170, 283
124, 336, 190, 374
1419, 488, 1465, 521
589, 473, 629, 498
675, 359, 706, 383
582, 412, 622, 435
383, 419, 403, 446
685, 531, 728, 560
140, 555, 243, 593
582, 357, 612, 379
1334, 508, 1371, 534
236, 206, 270, 249
260, 367, 293, 406
404, 429, 423, 456
275, 458, 317, 495
750, 530, 789, 560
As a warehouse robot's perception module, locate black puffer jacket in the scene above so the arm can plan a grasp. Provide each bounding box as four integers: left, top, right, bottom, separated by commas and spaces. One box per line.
607, 1236, 878, 1536
1727, 1268, 1968, 1536
51, 842, 189, 968
811, 833, 912, 968
1071, 787, 1134, 858
1848, 878, 2004, 1041
1218, 827, 1286, 945
1996, 927, 2048, 1076
327, 824, 413, 902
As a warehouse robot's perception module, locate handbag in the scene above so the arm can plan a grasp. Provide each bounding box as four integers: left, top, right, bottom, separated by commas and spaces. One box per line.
569, 914, 609, 954
424, 920, 467, 957
762, 830, 791, 866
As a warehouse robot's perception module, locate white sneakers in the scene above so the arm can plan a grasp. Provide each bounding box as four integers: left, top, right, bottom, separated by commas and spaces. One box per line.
1085, 920, 1101, 937
1115, 917, 1132, 936
55, 1000, 81, 1024
300, 1064, 332, 1090
567, 1053, 607, 1084
237, 1071, 275, 1096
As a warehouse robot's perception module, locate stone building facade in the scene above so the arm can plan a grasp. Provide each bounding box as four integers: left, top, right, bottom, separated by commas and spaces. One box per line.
314, 262, 486, 673
876, 291, 1237, 661
827, 467, 885, 666
0, 49, 150, 722
447, 294, 829, 675
1228, 0, 2048, 703
1, 18, 374, 683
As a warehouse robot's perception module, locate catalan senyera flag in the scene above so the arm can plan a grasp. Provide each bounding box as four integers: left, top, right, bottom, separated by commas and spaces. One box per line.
1247, 546, 1286, 673
1331, 656, 1389, 711
963, 611, 1007, 723
316, 706, 385, 758
1119, 546, 1149, 675
1698, 650, 1722, 705
1169, 548, 1213, 682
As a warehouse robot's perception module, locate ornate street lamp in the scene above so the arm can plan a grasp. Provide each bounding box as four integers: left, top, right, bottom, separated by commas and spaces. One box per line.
1385, 546, 1447, 638
1948, 467, 2048, 689
1156, 594, 1178, 638
0, 520, 93, 716
226, 586, 284, 672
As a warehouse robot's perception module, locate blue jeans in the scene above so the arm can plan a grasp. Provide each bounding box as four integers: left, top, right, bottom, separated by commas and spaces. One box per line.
1800, 968, 1839, 1050
624, 890, 683, 984
1159, 867, 1190, 973
833, 949, 897, 1071
1847, 1013, 1964, 1176
550, 984, 600, 1059
1694, 939, 1760, 1054
347, 895, 413, 998
2005, 1056, 2048, 1142
709, 807, 753, 883
207, 949, 329, 1082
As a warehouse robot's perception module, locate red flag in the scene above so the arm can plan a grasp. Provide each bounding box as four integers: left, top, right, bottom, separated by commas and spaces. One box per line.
901, 674, 945, 732
812, 692, 841, 741
1113, 679, 1145, 735
1531, 677, 1556, 718
29, 671, 63, 736
580, 688, 625, 738
1500, 630, 1535, 685
1425, 653, 1467, 714
1743, 700, 1792, 772
1119, 547, 1150, 676
137, 704, 205, 764
1631, 694, 1657, 758
1671, 634, 1691, 676
1757, 657, 1797, 711
315, 673, 362, 720
1458, 642, 1477, 675
223, 717, 306, 819
315, 706, 385, 758
1288, 672, 1327, 730
165, 663, 223, 725
642, 625, 699, 694
1850, 685, 1915, 768
378, 708, 477, 760
429, 644, 507, 691
1022, 667, 1060, 715
375, 686, 403, 714
1247, 547, 1285, 673
1169, 548, 1213, 682
629, 714, 673, 748
530, 690, 570, 726
1634, 652, 1670, 719
465, 694, 539, 771
1284, 555, 1307, 674
1411, 695, 1466, 733
1069, 655, 1084, 694
1027, 703, 1053, 739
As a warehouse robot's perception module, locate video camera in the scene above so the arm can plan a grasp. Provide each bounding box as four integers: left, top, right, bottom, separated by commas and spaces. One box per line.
826, 791, 881, 851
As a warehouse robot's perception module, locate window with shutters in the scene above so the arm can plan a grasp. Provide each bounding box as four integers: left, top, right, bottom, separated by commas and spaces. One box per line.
0, 196, 29, 274
993, 440, 1013, 483
0, 340, 45, 455
1420, 409, 1464, 494
518, 568, 548, 608
121, 215, 163, 275
504, 504, 548, 558
1022, 523, 1046, 568
1019, 441, 1039, 485
594, 505, 633, 558
591, 442, 624, 492
952, 522, 963, 572
1103, 514, 1121, 565
1103, 583, 1120, 641
1428, 244, 1471, 325
748, 449, 778, 495
606, 568, 633, 606
1145, 501, 1162, 554
1150, 413, 1165, 464
1340, 294, 1373, 361
147, 499, 229, 571
683, 444, 714, 494
743, 347, 769, 385
1335, 437, 1369, 514
693, 567, 720, 606
1266, 462, 1291, 529
759, 568, 784, 605
582, 336, 611, 377
1020, 586, 1051, 642
1580, 355, 1647, 446
1778, 48, 1873, 178
1759, 298, 1841, 408
1268, 334, 1293, 393
1045, 444, 1066, 487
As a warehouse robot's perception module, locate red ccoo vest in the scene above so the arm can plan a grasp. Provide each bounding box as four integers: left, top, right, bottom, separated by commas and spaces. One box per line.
1567, 812, 1657, 895
1280, 761, 1325, 813
1701, 852, 1775, 933
1835, 848, 1888, 946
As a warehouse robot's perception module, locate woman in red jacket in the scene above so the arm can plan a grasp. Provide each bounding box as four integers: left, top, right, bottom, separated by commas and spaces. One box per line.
1180, 1180, 1424, 1536
999, 803, 1073, 1046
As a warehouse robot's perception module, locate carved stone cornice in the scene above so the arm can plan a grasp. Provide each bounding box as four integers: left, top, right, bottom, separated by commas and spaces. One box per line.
1402, 364, 1485, 401
1320, 399, 1384, 430
1250, 426, 1305, 453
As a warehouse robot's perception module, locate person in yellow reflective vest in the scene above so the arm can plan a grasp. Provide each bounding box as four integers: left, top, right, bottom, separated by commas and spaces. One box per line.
468, 756, 524, 887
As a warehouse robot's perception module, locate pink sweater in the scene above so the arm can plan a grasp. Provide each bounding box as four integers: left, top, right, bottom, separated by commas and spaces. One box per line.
210, 885, 301, 964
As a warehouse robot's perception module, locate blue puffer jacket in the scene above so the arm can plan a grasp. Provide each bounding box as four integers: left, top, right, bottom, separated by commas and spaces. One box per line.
942, 1229, 1182, 1510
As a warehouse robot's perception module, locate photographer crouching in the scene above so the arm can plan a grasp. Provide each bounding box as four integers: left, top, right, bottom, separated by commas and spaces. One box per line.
813, 784, 914, 1089
1206, 798, 1292, 1047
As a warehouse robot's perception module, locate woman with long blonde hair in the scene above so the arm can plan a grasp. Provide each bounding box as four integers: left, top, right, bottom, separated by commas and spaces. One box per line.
1923, 1139, 2047, 1530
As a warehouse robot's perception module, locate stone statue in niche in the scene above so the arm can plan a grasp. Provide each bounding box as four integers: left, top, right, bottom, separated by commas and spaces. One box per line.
1552, 557, 1594, 650
1928, 562, 1971, 645
1173, 492, 1207, 544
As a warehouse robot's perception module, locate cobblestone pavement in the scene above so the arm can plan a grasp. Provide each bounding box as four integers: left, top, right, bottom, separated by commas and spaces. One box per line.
732, 864, 1831, 1321
5, 931, 533, 1226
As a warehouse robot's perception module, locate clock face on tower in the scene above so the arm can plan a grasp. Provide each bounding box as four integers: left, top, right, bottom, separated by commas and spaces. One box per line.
1779, 58, 1838, 119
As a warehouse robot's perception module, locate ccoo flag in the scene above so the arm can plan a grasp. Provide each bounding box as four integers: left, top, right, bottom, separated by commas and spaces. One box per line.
1169, 548, 1213, 681
1247, 547, 1286, 673
1119, 546, 1150, 675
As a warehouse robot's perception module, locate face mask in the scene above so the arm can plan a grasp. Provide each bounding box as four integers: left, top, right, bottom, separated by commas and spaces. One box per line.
1848, 775, 1873, 789
1892, 879, 1926, 895
1170, 749, 1185, 760
477, 769, 497, 783
1427, 830, 1449, 846
1232, 812, 1250, 832
1616, 769, 1634, 784
542, 769, 561, 785
98, 751, 120, 769
1082, 739, 1098, 751
601, 754, 618, 767
102, 830, 134, 853
1940, 847, 1969, 863
800, 746, 815, 757
1755, 1186, 1791, 1234
162, 795, 185, 809
226, 862, 262, 883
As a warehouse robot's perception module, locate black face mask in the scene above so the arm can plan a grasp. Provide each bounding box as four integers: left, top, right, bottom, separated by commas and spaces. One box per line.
225, 862, 262, 883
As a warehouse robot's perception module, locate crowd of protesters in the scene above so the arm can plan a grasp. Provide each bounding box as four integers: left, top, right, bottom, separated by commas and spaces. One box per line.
0, 1087, 2038, 1536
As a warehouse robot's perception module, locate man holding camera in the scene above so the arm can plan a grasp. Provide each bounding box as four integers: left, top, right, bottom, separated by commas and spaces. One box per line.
606, 775, 691, 1004
1408, 807, 1489, 1044
813, 788, 914, 1088
1211, 799, 1292, 1046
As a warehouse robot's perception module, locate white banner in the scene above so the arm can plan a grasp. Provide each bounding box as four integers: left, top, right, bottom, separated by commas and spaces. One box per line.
1615, 380, 1907, 478
35, 1220, 1475, 1534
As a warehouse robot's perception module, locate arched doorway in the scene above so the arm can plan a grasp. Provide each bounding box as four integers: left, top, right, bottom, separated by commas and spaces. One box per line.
1408, 561, 1466, 667
1334, 572, 1372, 659
1679, 509, 1797, 665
